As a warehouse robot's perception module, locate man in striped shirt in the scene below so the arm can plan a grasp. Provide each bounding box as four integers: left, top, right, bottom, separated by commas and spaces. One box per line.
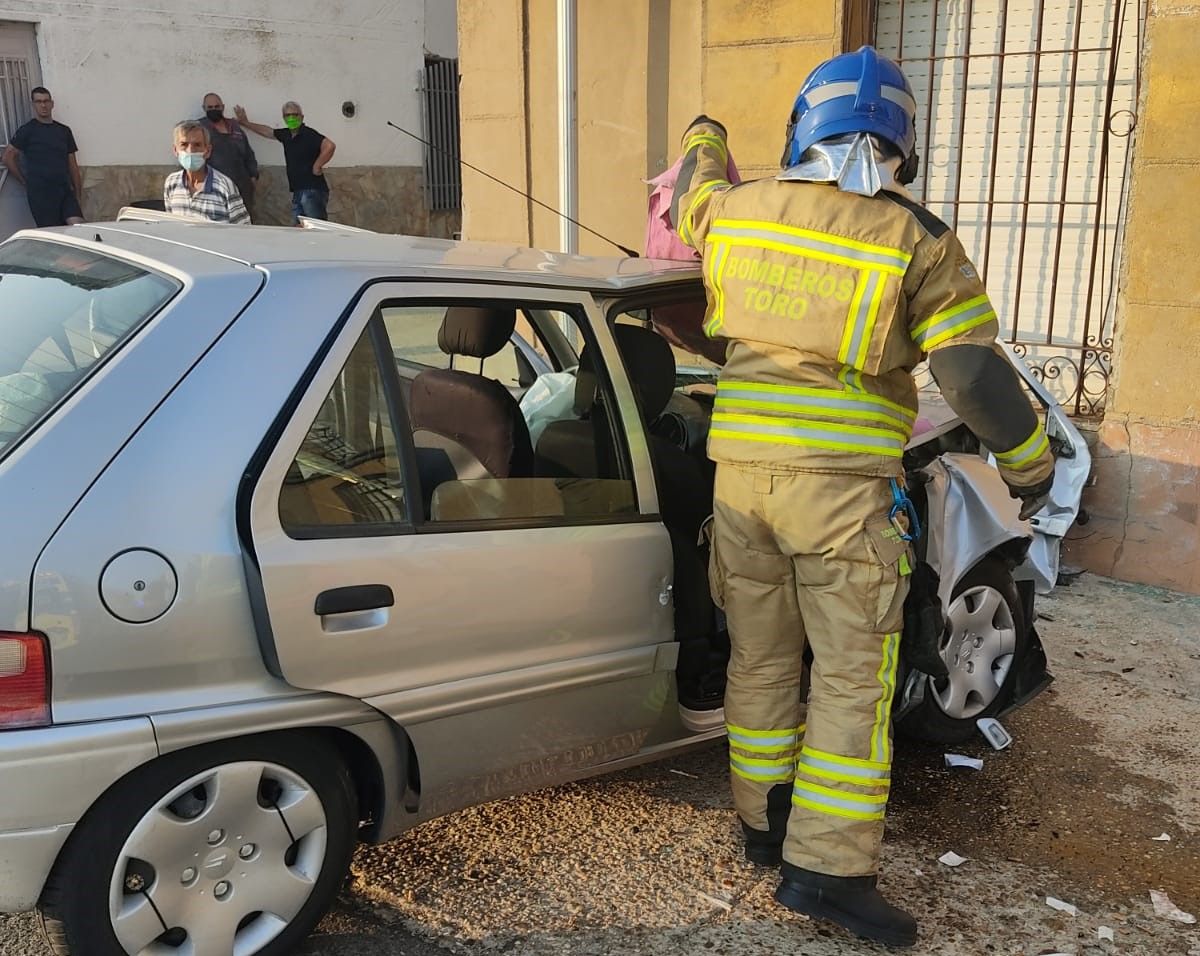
163, 120, 249, 224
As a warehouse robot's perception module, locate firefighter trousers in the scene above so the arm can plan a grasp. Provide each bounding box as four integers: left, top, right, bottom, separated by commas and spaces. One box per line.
709, 464, 912, 878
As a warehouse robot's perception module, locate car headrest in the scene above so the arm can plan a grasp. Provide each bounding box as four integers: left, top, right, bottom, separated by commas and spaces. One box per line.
438, 306, 517, 359
613, 324, 676, 421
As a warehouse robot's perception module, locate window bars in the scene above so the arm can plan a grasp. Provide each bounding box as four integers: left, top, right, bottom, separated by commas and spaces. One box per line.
876, 0, 1145, 416
419, 56, 462, 211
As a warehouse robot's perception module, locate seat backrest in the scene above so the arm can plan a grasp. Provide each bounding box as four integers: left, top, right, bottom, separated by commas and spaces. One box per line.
409, 307, 534, 508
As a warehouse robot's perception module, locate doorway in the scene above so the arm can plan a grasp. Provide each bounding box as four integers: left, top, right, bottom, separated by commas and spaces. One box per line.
0, 21, 42, 240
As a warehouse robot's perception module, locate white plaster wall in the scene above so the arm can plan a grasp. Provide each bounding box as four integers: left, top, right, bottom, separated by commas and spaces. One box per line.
0, 0, 443, 167
425, 0, 458, 58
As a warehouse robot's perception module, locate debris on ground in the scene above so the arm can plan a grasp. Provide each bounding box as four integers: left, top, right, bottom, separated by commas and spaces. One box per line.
1152, 832, 1171, 842
976, 716, 1013, 750
1098, 926, 1115, 941
938, 851, 968, 867
1150, 889, 1197, 924
1045, 896, 1078, 916
944, 753, 984, 770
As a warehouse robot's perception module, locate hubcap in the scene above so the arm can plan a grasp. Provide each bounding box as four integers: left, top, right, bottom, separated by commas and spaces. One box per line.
931, 585, 1017, 720
108, 761, 328, 956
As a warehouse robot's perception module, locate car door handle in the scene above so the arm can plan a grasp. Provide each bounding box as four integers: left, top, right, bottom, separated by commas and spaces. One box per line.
314, 584, 395, 616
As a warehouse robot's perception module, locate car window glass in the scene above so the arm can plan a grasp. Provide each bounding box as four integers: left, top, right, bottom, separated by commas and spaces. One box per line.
279, 327, 407, 534
382, 304, 524, 387
376, 301, 637, 527
0, 239, 178, 459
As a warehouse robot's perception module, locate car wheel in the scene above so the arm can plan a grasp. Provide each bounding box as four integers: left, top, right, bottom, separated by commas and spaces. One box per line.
38, 733, 357, 956
897, 556, 1028, 744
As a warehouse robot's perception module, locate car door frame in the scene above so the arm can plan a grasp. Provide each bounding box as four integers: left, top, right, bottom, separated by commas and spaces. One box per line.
243, 278, 680, 819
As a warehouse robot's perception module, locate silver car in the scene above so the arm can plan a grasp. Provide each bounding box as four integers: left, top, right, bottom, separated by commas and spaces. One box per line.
0, 216, 1086, 956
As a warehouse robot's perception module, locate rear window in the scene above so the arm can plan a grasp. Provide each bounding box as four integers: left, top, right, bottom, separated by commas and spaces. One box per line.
0, 239, 179, 459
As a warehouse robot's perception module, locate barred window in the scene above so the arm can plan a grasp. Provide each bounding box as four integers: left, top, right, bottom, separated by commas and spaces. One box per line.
0, 57, 32, 144
420, 56, 462, 211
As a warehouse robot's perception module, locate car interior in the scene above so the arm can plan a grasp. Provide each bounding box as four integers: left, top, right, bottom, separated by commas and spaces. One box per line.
278, 295, 729, 713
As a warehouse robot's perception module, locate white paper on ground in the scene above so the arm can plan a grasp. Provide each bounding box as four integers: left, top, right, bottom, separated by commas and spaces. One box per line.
1150, 889, 1197, 924
693, 889, 732, 912
1098, 926, 1115, 941
1045, 896, 1078, 916
944, 753, 984, 770
938, 851, 968, 867
1152, 832, 1172, 841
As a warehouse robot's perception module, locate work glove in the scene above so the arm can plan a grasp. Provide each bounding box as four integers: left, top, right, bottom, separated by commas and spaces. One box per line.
1008, 473, 1054, 521
686, 115, 727, 137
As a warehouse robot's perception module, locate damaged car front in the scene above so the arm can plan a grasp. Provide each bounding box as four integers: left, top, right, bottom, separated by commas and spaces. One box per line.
891, 347, 1091, 741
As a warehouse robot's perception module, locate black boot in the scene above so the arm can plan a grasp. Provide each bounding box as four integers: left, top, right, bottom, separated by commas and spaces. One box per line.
741, 782, 791, 865
775, 865, 918, 948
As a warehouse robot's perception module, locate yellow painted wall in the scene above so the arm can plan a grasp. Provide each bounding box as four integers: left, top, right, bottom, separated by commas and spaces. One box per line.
1063, 0, 1200, 593
458, 0, 840, 253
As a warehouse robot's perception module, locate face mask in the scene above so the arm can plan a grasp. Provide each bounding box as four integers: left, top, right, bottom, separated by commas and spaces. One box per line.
178, 152, 205, 172
284, 116, 302, 130
205, 108, 224, 122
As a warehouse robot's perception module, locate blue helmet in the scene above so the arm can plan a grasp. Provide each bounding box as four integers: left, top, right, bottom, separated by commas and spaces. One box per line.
781, 45, 918, 171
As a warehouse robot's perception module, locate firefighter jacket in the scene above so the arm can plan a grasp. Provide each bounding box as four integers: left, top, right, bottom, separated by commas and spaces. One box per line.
673, 120, 1055, 490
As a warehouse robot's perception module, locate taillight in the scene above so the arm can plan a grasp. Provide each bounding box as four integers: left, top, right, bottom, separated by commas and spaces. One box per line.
0, 632, 50, 730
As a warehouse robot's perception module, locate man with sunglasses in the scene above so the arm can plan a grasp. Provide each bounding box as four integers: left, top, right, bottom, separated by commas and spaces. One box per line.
235, 101, 335, 224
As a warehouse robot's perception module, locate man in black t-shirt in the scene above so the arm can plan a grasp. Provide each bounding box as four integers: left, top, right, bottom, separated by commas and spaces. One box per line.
3, 87, 85, 227
236, 100, 336, 224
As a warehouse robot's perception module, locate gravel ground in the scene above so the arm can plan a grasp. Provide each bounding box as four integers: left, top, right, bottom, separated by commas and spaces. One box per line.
4, 573, 1199, 955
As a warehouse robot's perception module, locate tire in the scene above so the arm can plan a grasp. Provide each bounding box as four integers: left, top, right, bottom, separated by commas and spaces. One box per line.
38, 732, 358, 956
897, 556, 1029, 744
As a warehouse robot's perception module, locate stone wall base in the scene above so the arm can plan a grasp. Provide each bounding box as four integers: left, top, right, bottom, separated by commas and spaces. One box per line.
1065, 416, 1200, 594
80, 164, 460, 238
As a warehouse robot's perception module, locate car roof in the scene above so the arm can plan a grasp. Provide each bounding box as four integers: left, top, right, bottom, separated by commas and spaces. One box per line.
50, 220, 703, 292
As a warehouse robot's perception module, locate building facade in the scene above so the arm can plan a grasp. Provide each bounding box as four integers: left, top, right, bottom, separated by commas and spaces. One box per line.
458, 0, 1200, 593
0, 0, 460, 237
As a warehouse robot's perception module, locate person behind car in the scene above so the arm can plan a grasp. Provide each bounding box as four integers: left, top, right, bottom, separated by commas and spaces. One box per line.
234, 100, 335, 224
671, 47, 1055, 947
199, 92, 259, 221
2, 87, 85, 227
163, 121, 249, 224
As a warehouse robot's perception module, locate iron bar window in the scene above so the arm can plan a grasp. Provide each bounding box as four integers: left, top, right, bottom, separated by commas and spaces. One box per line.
420, 56, 462, 212
876, 0, 1144, 416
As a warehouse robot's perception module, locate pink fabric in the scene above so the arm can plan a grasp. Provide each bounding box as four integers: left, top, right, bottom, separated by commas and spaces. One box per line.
643, 149, 741, 366
643, 152, 741, 260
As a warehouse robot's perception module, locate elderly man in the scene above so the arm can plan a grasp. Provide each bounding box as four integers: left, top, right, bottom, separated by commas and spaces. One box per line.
235, 100, 335, 223
163, 120, 249, 224
199, 92, 259, 220
2, 87, 85, 226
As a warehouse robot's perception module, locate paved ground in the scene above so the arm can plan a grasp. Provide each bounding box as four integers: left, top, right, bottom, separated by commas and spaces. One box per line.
4, 573, 1199, 955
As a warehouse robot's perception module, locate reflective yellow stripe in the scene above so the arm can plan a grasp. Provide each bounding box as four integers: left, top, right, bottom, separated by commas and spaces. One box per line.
838, 271, 871, 365
792, 795, 886, 821
857, 270, 887, 368
792, 780, 889, 821
994, 425, 1050, 470
684, 133, 728, 163
911, 294, 997, 350
795, 762, 892, 789
680, 181, 726, 246
711, 412, 906, 457
797, 746, 891, 779
870, 633, 901, 764
718, 381, 916, 421
704, 239, 731, 336
713, 218, 911, 272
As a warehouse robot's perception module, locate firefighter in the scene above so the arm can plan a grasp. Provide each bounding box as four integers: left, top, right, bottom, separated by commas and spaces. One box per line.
672, 47, 1055, 947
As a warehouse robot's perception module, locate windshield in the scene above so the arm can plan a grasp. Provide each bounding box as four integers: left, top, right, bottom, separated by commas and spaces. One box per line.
0, 238, 179, 460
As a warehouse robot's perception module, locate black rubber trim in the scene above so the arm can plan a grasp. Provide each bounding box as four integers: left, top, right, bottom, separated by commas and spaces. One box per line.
880, 190, 950, 239
314, 584, 395, 616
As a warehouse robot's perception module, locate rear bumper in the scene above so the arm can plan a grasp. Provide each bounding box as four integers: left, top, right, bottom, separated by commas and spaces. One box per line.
0, 717, 157, 911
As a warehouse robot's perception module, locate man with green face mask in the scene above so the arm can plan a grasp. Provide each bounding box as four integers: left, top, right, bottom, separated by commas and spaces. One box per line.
236, 101, 336, 224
